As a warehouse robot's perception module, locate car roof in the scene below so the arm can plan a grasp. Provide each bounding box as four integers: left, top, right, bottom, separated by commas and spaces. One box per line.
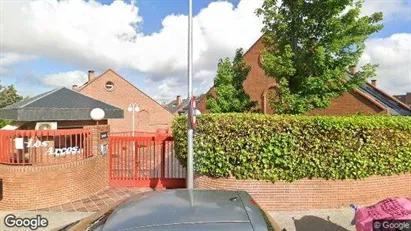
122, 222, 255, 231
101, 189, 256, 231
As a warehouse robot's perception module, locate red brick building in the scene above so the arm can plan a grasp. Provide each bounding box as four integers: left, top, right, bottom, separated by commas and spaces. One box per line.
196, 36, 411, 116
75, 69, 173, 133
394, 93, 411, 107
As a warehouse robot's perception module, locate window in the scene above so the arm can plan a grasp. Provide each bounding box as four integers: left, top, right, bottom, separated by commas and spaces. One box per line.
105, 81, 114, 91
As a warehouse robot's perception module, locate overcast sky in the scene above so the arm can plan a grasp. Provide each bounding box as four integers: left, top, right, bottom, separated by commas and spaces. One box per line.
1, 0, 410, 103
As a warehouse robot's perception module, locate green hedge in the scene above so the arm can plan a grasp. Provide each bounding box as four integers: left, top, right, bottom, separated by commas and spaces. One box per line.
172, 113, 411, 182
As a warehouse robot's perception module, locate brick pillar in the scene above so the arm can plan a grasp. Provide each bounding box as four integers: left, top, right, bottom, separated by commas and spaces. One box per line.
84, 125, 110, 156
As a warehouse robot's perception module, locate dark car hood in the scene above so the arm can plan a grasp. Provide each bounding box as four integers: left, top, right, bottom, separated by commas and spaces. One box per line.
101, 189, 251, 231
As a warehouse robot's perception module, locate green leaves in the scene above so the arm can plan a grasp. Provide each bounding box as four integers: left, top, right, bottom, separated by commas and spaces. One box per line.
172, 113, 411, 182
206, 48, 257, 113
257, 0, 383, 114
0, 81, 23, 128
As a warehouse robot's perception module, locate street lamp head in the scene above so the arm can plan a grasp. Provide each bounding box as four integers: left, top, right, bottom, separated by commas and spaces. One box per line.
128, 103, 140, 112
90, 108, 105, 121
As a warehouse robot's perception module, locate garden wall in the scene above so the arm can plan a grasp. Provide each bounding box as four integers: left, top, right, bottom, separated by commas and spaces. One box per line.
0, 125, 110, 210
0, 155, 108, 210
195, 174, 411, 211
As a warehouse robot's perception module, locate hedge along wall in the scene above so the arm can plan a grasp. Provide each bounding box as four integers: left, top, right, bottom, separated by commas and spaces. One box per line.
172, 114, 411, 210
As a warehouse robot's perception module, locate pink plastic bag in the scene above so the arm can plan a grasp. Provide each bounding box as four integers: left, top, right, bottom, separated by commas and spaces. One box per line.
355, 198, 411, 231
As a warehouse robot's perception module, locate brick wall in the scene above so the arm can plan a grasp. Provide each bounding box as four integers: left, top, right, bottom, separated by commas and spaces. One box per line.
78, 70, 173, 133
84, 125, 110, 156
197, 37, 277, 114
0, 155, 108, 210
194, 174, 411, 211
406, 93, 411, 106
309, 91, 385, 115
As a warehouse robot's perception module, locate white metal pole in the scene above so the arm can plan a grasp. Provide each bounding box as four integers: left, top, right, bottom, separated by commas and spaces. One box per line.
187, 0, 194, 189
132, 106, 135, 137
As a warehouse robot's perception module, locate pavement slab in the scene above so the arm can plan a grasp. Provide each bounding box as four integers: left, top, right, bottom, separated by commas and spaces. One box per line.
32, 187, 152, 213
269, 207, 356, 231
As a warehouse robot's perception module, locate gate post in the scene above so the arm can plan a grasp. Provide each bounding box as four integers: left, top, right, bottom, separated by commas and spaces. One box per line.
160, 137, 166, 179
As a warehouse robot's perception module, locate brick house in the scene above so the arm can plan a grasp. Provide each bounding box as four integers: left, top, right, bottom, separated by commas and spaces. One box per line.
196, 36, 411, 116
75, 69, 173, 133
164, 94, 204, 115
394, 93, 411, 107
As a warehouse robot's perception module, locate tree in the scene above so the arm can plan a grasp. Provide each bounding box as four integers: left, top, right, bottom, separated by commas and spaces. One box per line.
256, 0, 383, 114
206, 48, 257, 113
0, 81, 23, 127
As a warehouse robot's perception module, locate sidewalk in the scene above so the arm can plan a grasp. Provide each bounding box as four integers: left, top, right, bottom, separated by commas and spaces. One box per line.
269, 207, 356, 231
34, 187, 152, 212
0, 187, 153, 230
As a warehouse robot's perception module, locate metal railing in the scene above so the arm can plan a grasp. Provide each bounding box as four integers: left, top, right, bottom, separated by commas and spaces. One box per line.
0, 129, 92, 166
108, 134, 186, 188
111, 129, 171, 137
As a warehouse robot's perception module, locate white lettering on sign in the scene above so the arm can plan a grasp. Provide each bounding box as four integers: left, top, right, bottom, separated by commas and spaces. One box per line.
24, 138, 82, 156
26, 139, 48, 148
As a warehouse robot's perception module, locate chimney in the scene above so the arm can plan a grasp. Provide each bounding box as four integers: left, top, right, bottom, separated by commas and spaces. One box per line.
349, 65, 356, 75
406, 93, 411, 106
72, 84, 78, 91
88, 70, 95, 82
371, 79, 377, 87
176, 95, 182, 106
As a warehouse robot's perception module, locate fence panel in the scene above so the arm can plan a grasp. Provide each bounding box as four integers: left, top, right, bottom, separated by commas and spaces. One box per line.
0, 129, 92, 165
109, 135, 186, 188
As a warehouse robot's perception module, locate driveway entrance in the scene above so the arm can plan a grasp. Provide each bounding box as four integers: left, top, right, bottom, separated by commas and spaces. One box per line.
108, 134, 186, 188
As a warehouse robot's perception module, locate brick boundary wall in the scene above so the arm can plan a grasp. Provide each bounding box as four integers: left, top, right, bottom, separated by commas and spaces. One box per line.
194, 174, 411, 211
0, 153, 108, 211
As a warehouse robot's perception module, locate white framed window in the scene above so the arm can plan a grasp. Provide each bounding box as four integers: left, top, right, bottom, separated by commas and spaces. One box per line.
105, 81, 115, 91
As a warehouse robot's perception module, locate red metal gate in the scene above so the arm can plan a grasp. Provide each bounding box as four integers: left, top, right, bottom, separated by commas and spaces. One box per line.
108, 134, 186, 188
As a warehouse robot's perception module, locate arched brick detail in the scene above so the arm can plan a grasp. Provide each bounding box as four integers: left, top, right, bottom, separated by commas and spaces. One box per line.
261, 83, 278, 114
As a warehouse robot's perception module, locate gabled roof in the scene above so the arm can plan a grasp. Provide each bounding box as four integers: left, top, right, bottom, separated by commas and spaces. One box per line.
0, 87, 124, 121
165, 98, 190, 114
165, 94, 204, 114
77, 69, 171, 114
357, 83, 411, 116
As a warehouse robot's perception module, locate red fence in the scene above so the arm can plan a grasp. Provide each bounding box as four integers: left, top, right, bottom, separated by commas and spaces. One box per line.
109, 134, 186, 188
0, 129, 92, 165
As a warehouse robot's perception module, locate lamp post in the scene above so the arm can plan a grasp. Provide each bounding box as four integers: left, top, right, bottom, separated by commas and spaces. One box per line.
90, 108, 105, 125
128, 103, 140, 136
187, 0, 194, 189
90, 108, 105, 155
